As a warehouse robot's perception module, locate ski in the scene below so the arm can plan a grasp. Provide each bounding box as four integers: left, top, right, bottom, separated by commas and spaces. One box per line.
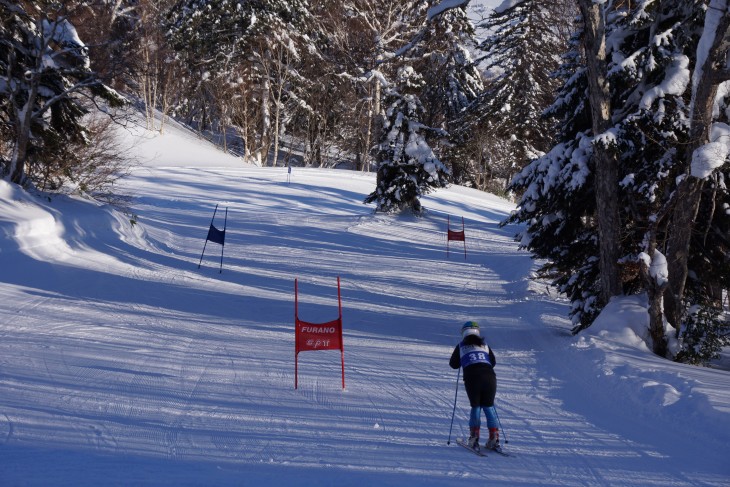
485, 445, 512, 457
455, 438, 487, 457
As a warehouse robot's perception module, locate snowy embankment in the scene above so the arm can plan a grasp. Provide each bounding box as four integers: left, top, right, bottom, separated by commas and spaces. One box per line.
0, 113, 728, 486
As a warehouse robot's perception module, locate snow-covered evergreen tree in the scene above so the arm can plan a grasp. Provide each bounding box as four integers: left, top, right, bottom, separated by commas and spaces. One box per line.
505, 0, 730, 362
661, 0, 730, 363
505, 1, 694, 331
0, 0, 124, 186
417, 1, 484, 184
605, 0, 704, 354
365, 66, 449, 214
167, 0, 312, 72
469, 0, 564, 170
418, 3, 483, 128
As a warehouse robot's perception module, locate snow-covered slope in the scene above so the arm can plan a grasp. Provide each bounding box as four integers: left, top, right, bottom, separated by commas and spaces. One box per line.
0, 113, 728, 486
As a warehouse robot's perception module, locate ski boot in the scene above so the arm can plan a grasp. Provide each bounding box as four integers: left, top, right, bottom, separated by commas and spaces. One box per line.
467, 427, 480, 450
485, 427, 500, 450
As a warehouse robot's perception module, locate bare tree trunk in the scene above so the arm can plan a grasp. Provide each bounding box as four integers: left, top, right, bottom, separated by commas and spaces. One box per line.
665, 179, 704, 333
259, 59, 272, 166
362, 81, 376, 172
271, 58, 285, 167
8, 39, 41, 184
645, 275, 669, 356
665, 3, 730, 334
141, 36, 156, 131
237, 93, 252, 162
577, 0, 622, 304
221, 120, 228, 153
9, 100, 34, 184
159, 67, 173, 134
641, 207, 672, 356
368, 79, 383, 174
150, 67, 159, 131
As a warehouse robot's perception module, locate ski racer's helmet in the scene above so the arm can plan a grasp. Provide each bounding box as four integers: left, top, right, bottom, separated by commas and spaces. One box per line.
461, 321, 480, 338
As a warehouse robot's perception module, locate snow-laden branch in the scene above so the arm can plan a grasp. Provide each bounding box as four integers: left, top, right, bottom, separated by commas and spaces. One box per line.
427, 0, 471, 21
691, 122, 730, 178
493, 0, 526, 15
30, 78, 103, 119
392, 0, 472, 59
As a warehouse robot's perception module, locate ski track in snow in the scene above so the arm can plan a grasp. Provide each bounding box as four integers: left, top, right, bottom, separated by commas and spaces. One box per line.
0, 163, 728, 486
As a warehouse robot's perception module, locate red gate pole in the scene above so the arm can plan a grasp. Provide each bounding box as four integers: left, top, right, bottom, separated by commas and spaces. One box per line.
294, 277, 345, 390
447, 215, 451, 258
337, 276, 345, 389
462, 216, 467, 260
295, 278, 299, 389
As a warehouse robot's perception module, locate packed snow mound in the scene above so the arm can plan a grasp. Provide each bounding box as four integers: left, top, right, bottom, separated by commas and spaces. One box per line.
586, 294, 653, 352
0, 179, 65, 255
0, 178, 147, 264
571, 294, 730, 439
582, 294, 680, 356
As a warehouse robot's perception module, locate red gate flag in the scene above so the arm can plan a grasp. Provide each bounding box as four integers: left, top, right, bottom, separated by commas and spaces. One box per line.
447, 215, 466, 260
294, 277, 345, 389
295, 318, 342, 353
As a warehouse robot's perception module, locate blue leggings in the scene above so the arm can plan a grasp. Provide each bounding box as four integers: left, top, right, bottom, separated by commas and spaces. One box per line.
469, 406, 497, 430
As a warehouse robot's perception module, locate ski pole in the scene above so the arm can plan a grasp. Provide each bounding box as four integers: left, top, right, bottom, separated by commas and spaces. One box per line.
447, 368, 461, 445
494, 404, 508, 444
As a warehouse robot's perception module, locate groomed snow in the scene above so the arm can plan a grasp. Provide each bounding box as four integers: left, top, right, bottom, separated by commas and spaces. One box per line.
0, 112, 728, 486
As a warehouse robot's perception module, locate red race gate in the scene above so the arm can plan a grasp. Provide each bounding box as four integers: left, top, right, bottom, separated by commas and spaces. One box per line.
447, 215, 467, 260
294, 277, 345, 389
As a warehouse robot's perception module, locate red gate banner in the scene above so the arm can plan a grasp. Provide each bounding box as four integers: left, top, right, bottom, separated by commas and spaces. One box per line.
447, 215, 467, 260
296, 318, 342, 353
295, 277, 345, 389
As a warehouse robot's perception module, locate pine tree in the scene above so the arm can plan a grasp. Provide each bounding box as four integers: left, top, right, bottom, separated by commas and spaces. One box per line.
602, 0, 704, 355
365, 66, 449, 213
418, 4, 483, 128
167, 0, 312, 72
469, 0, 564, 173
504, 1, 659, 331
502, 12, 600, 329
592, 0, 730, 361
417, 1, 484, 184
662, 0, 730, 363
505, 0, 730, 362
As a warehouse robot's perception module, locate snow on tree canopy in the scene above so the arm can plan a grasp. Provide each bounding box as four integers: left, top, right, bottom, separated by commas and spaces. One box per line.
365, 63, 450, 213
639, 54, 690, 110
495, 0, 526, 14
42, 18, 90, 69
427, 0, 470, 21
691, 122, 730, 178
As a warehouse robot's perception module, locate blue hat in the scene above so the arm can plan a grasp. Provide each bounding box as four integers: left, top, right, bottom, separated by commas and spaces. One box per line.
461, 321, 480, 338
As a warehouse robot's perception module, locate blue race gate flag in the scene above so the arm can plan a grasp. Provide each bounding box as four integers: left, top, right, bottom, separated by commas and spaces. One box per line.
206, 224, 225, 245
198, 204, 228, 273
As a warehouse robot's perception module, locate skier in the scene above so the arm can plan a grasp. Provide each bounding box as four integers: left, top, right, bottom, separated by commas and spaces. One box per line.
449, 320, 499, 451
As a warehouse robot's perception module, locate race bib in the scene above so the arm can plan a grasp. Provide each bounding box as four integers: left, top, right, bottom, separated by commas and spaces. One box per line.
459, 343, 492, 367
